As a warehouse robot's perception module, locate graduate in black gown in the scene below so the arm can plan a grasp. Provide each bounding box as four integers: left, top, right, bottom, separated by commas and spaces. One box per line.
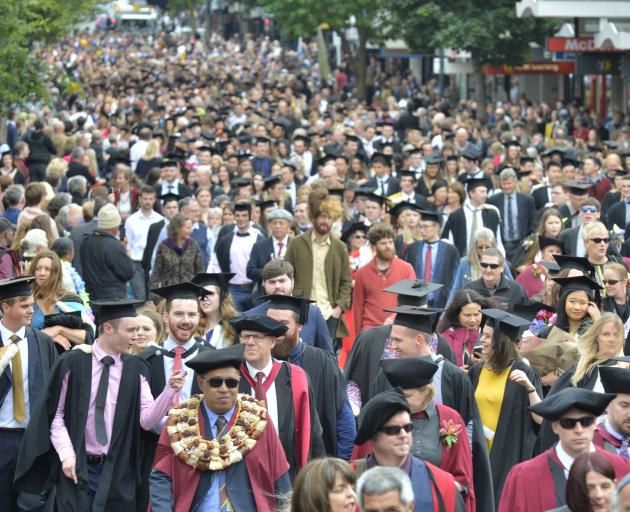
14, 300, 185, 512
264, 294, 356, 460
369, 305, 495, 511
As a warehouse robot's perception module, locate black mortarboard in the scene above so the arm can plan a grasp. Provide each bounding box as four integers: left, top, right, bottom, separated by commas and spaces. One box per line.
0, 276, 35, 300
398, 170, 418, 181
341, 222, 368, 244
256, 199, 277, 211
425, 154, 443, 166
539, 235, 564, 252
354, 187, 377, 198
519, 156, 535, 165
234, 202, 252, 213
419, 210, 442, 226
542, 261, 561, 274
385, 305, 444, 332
553, 255, 595, 276
111, 155, 132, 167
446, 155, 458, 162
599, 366, 630, 395
292, 134, 310, 144
263, 175, 281, 190
504, 140, 521, 149
389, 201, 423, 219
382, 358, 438, 389
231, 177, 252, 188
383, 279, 444, 307
461, 146, 480, 161
327, 188, 344, 199
552, 275, 602, 294
151, 282, 205, 302
355, 388, 410, 445
255, 136, 272, 144
511, 301, 555, 322
185, 344, 244, 374
465, 178, 488, 192
528, 388, 615, 420
228, 314, 288, 336
372, 153, 392, 166
262, 294, 314, 324
317, 154, 337, 167
481, 308, 532, 340
544, 147, 565, 158
159, 192, 180, 204
564, 180, 591, 196
191, 272, 235, 292
91, 299, 143, 325
562, 158, 579, 168
363, 192, 386, 206
160, 157, 180, 168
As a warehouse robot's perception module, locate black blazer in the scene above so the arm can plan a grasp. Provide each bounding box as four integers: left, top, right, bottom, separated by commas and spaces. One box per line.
366, 176, 401, 196
442, 206, 501, 256
606, 200, 628, 230
142, 219, 165, 272
154, 182, 192, 200
246, 237, 291, 286
214, 232, 265, 274
557, 226, 581, 256
531, 186, 551, 211
488, 192, 535, 242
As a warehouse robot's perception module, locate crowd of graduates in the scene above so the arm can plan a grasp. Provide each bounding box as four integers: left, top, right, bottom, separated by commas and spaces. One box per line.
2, 23, 630, 512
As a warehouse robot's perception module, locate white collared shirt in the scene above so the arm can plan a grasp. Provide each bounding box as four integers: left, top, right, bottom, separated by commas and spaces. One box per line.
245, 359, 279, 430
0, 322, 29, 428
163, 337, 198, 403
556, 442, 596, 478
273, 236, 289, 259
125, 209, 164, 261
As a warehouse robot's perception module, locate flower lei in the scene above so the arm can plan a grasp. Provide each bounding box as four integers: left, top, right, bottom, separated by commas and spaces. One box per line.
166, 393, 267, 472
439, 419, 463, 449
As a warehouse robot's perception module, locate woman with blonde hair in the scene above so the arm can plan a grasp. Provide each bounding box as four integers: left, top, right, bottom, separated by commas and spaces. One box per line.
136, 139, 162, 180
45, 157, 69, 177
191, 272, 238, 348
583, 221, 623, 290
131, 308, 165, 355
290, 458, 357, 512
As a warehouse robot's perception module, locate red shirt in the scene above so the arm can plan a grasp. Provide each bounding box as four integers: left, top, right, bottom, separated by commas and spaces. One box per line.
352, 256, 416, 332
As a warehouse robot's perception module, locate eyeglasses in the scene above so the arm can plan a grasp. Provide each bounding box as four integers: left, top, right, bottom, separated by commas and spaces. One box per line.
558, 416, 596, 430
239, 333, 267, 343
480, 262, 501, 269
581, 206, 598, 214
205, 377, 240, 389
380, 423, 414, 436
603, 279, 620, 285
591, 237, 610, 244
353, 234, 366, 239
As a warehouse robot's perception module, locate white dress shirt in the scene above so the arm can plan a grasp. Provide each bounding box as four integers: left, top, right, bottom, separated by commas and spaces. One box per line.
125, 209, 164, 261
129, 140, 148, 170
556, 442, 596, 478
162, 337, 198, 403
0, 323, 29, 428
273, 236, 289, 259
245, 359, 279, 430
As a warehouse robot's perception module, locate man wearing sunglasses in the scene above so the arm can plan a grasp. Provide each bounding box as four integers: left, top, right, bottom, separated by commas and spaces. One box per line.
353, 388, 465, 512
150, 345, 291, 512
595, 366, 630, 460
463, 247, 528, 307
499, 388, 630, 512
557, 196, 602, 257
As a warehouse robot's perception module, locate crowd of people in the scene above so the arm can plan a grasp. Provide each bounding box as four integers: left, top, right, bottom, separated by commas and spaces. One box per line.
2, 23, 630, 512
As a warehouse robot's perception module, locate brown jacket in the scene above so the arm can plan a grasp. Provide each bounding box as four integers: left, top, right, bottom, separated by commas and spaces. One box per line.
284, 231, 352, 337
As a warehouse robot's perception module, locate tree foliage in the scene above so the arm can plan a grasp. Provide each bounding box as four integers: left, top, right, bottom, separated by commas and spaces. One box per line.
0, 0, 98, 113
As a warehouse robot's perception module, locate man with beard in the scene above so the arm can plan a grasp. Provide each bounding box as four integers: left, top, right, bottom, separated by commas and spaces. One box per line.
265, 294, 356, 460
353, 223, 416, 333
284, 188, 352, 340
138, 282, 213, 508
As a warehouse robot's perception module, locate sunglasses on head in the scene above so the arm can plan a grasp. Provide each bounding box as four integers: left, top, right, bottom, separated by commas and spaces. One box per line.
205, 377, 240, 389
480, 262, 501, 269
558, 415, 595, 430
381, 423, 414, 436
591, 237, 610, 244
581, 206, 598, 213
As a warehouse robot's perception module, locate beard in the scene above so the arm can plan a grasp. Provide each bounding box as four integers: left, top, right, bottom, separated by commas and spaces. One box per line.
376, 247, 395, 262
272, 332, 299, 359
313, 219, 332, 236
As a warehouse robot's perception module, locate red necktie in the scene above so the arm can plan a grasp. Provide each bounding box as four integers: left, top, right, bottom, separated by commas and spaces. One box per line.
172, 346, 185, 404
277, 241, 284, 257
255, 372, 266, 403
424, 243, 432, 282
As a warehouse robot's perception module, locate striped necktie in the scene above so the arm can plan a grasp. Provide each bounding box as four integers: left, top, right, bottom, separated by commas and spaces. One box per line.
216, 415, 234, 511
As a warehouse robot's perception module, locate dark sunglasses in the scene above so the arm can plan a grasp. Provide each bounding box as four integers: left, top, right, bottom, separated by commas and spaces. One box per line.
480, 262, 501, 269
558, 416, 595, 430
603, 279, 620, 285
581, 206, 598, 213
591, 237, 610, 244
206, 378, 240, 389
381, 423, 414, 436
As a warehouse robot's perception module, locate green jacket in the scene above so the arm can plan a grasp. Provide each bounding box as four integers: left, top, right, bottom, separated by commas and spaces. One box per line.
284, 231, 352, 337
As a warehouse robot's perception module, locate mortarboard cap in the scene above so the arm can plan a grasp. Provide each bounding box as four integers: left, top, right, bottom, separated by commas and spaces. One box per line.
542, 261, 561, 274
419, 210, 442, 226
341, 222, 368, 244
317, 154, 338, 167
151, 282, 205, 303
263, 175, 281, 190
563, 180, 591, 196
255, 136, 272, 145
528, 388, 615, 420
231, 177, 253, 188
383, 279, 444, 307
543, 147, 565, 158
185, 344, 244, 374
191, 272, 235, 292
504, 140, 521, 149
397, 170, 418, 181
292, 134, 310, 144
355, 388, 410, 445
0, 276, 35, 300
465, 178, 488, 192
256, 199, 277, 211
91, 299, 143, 325
262, 294, 314, 324
425, 154, 443, 166
553, 255, 595, 276
388, 201, 423, 219
228, 314, 288, 336
562, 157, 579, 168
354, 187, 377, 198
372, 152, 392, 166
327, 188, 344, 199
160, 156, 180, 168
460, 146, 480, 161
363, 192, 386, 206
385, 305, 444, 332
382, 358, 438, 390
481, 308, 532, 340
539, 235, 564, 252
599, 366, 630, 395
159, 192, 180, 204
551, 275, 602, 294
511, 301, 555, 322
234, 201, 253, 213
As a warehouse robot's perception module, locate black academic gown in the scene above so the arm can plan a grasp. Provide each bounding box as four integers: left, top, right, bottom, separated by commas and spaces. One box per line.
372, 355, 496, 512
344, 325, 456, 405
14, 350, 151, 512
283, 343, 344, 457
238, 361, 325, 480
469, 360, 542, 507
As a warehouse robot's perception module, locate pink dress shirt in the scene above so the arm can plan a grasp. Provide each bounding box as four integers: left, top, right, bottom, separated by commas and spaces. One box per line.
50, 342, 176, 462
